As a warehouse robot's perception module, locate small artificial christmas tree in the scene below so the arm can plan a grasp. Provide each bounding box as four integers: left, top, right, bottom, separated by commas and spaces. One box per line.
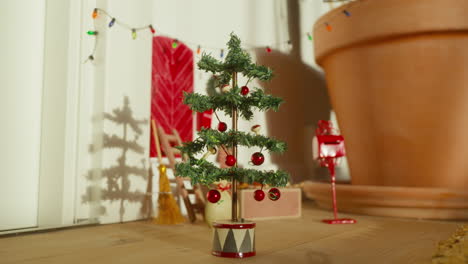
175, 33, 289, 258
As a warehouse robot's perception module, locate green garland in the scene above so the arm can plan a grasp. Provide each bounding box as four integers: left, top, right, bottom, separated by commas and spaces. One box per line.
175, 159, 289, 187
177, 128, 287, 157
184, 88, 283, 120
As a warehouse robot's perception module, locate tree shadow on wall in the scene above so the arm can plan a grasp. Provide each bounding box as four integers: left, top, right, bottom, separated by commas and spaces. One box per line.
255, 0, 332, 183
82, 96, 150, 223
257, 49, 331, 183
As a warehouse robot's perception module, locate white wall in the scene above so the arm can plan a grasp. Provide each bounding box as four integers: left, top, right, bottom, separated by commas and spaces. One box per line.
72, 0, 350, 224
0, 0, 351, 231
0, 0, 154, 231
75, 0, 153, 224
37, 0, 76, 229
99, 0, 153, 224
0, 0, 45, 231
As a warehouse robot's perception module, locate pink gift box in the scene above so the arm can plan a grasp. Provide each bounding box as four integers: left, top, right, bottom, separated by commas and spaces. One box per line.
239, 188, 302, 220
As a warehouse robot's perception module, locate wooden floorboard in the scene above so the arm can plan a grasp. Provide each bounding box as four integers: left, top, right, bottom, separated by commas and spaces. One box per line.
1, 201, 465, 264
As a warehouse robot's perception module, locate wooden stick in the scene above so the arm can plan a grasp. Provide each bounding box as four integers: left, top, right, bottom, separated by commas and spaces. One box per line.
172, 128, 189, 162
151, 119, 163, 164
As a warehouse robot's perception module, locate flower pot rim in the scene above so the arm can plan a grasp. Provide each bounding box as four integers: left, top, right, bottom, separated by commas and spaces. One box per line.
313, 0, 468, 65
303, 181, 468, 219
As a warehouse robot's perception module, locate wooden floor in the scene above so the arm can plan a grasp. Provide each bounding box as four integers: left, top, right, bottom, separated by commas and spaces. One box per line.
1, 201, 466, 264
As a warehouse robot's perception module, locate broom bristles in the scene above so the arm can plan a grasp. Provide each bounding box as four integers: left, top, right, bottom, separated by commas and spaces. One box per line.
154, 164, 185, 225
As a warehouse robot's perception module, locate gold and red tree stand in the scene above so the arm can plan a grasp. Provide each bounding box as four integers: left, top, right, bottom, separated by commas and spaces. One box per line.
212, 220, 256, 258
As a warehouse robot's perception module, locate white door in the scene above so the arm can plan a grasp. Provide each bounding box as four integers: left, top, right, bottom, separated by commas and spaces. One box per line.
0, 0, 45, 231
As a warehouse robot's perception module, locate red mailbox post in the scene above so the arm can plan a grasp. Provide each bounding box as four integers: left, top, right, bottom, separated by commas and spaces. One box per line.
313, 120, 356, 224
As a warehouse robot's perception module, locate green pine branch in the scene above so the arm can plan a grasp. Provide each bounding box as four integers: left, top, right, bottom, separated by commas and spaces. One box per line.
224, 33, 253, 72
242, 64, 273, 81
197, 53, 224, 74
247, 88, 283, 112
177, 128, 287, 157
183, 88, 283, 120
196, 33, 273, 82
175, 158, 289, 187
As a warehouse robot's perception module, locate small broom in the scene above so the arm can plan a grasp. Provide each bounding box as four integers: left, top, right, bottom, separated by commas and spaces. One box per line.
151, 119, 185, 225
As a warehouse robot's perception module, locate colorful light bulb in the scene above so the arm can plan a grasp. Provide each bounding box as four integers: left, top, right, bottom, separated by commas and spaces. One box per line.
87, 30, 98, 35
307, 32, 312, 41
132, 29, 137, 40
92, 8, 98, 19
149, 24, 155, 34
266, 46, 272, 53
172, 39, 178, 48
325, 23, 332, 32
343, 9, 351, 16
220, 49, 224, 58
108, 18, 116, 28
197, 45, 201, 55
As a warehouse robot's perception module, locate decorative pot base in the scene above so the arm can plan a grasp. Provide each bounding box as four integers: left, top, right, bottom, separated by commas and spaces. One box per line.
212, 220, 256, 258
303, 181, 468, 220
212, 251, 256, 258
322, 218, 357, 224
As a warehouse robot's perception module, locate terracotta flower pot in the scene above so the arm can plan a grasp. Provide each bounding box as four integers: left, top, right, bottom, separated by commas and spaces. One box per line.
314, 0, 468, 190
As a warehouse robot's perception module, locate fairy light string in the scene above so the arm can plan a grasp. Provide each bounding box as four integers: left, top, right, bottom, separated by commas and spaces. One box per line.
85, 1, 359, 63
86, 8, 294, 63
313, 0, 363, 33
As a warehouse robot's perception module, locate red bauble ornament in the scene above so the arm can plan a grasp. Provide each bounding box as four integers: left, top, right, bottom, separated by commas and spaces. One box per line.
251, 152, 265, 166
253, 189, 265, 201
268, 188, 281, 201
207, 189, 221, 203
225, 155, 236, 166
218, 122, 227, 132
241, 86, 249, 96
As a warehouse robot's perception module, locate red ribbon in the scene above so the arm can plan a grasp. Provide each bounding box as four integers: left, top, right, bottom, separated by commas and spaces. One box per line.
217, 183, 231, 191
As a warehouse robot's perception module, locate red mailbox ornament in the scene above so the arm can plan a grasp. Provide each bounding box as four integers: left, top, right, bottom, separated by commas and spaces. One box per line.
314, 134, 346, 159
313, 120, 356, 225
197, 109, 213, 130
